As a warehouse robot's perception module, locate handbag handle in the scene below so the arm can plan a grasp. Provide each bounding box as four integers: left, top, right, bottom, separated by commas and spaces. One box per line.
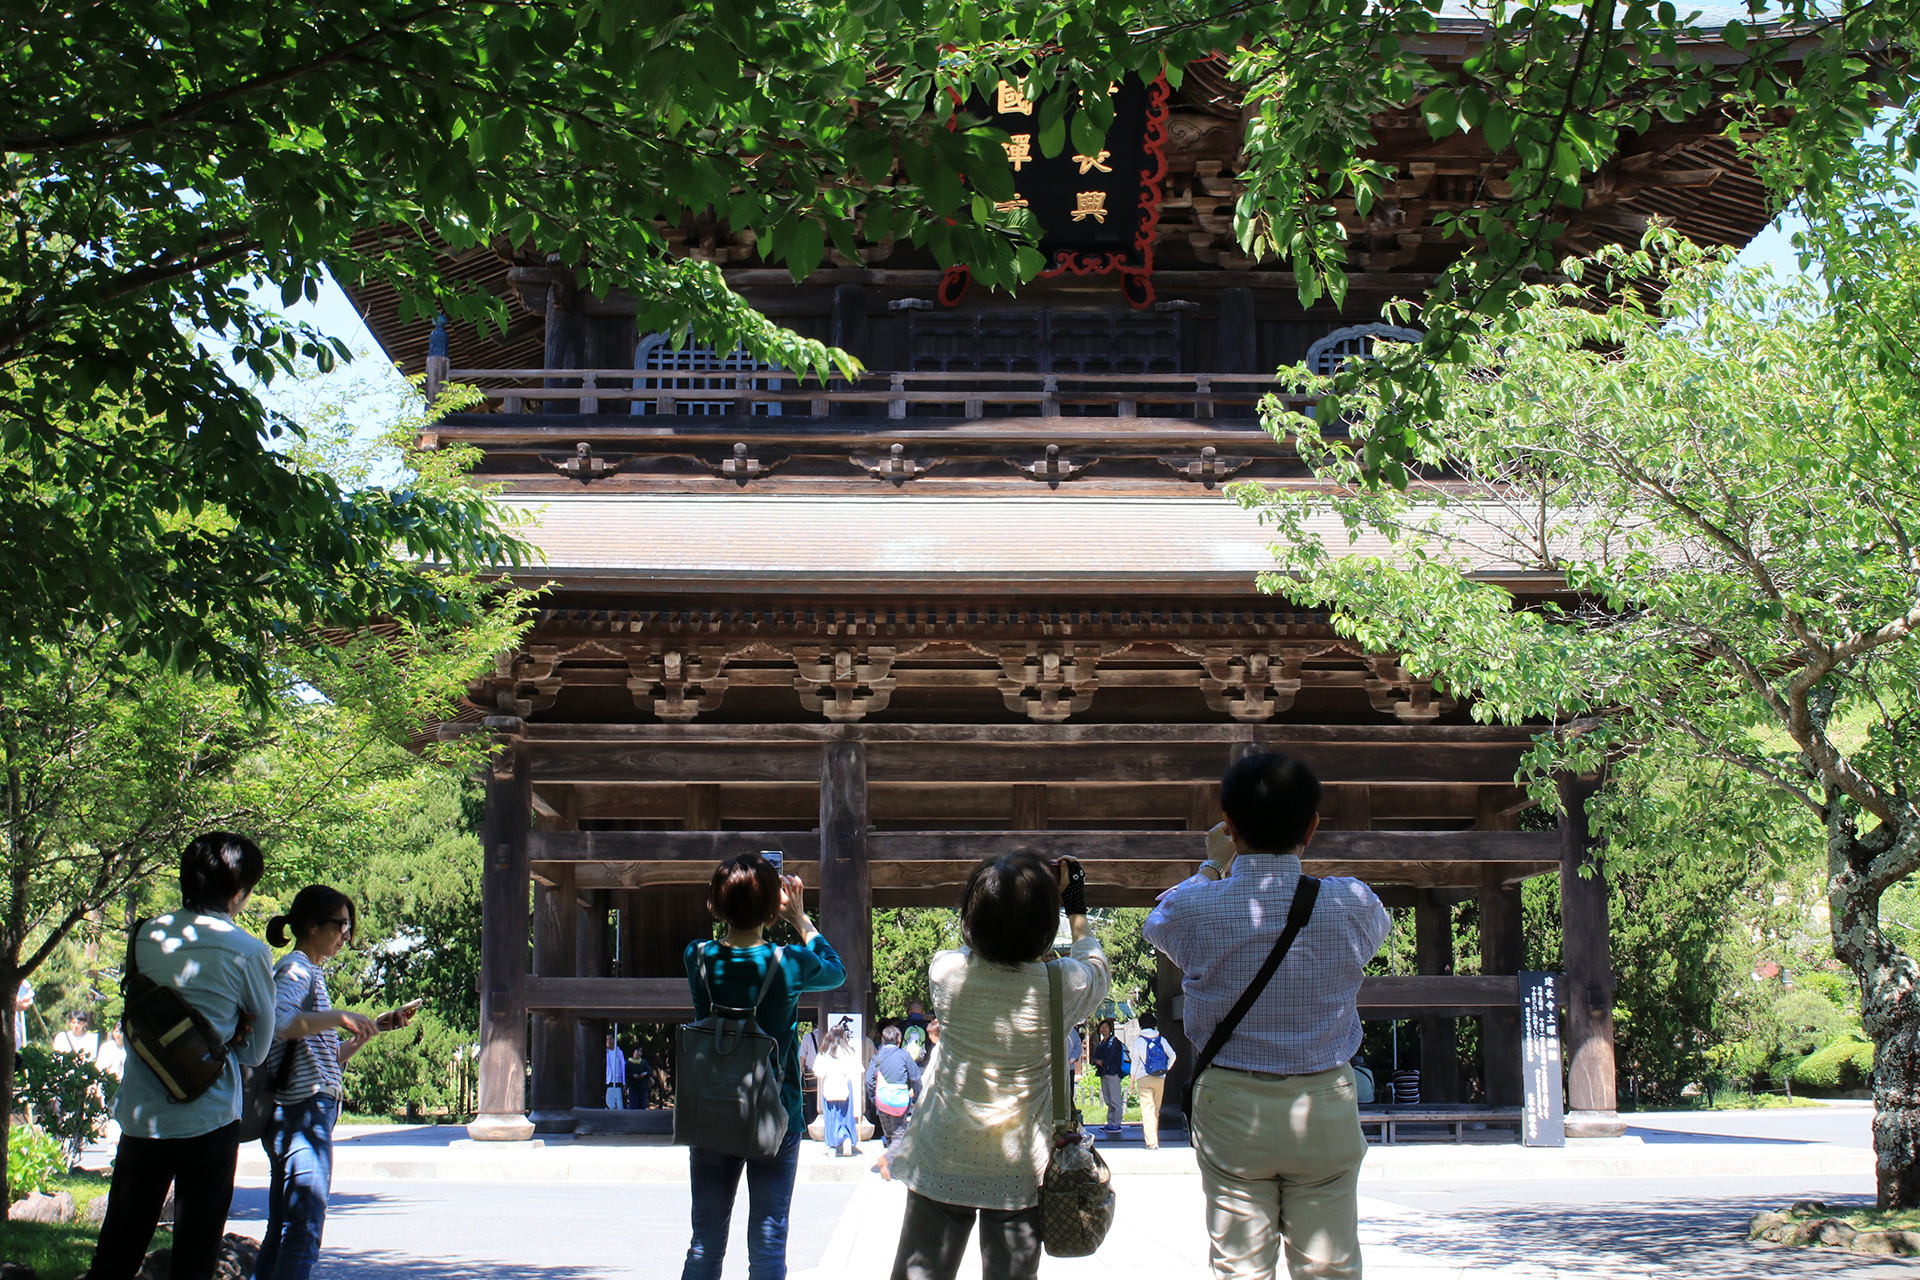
1047, 959, 1070, 1128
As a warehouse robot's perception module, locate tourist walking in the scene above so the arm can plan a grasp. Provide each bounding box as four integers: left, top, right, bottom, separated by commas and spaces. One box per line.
630, 1048, 654, 1108
1091, 1017, 1128, 1135
815, 1020, 864, 1156
681, 852, 847, 1280
866, 1023, 923, 1146
1143, 752, 1390, 1280
89, 833, 276, 1280
883, 852, 1110, 1280
1129, 1014, 1177, 1150
256, 885, 416, 1280
605, 1031, 627, 1109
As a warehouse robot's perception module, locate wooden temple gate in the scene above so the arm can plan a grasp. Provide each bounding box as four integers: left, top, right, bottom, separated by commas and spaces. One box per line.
343, 33, 1785, 1144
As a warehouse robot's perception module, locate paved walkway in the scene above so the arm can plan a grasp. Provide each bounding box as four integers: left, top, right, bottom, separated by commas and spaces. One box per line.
208, 1105, 1909, 1277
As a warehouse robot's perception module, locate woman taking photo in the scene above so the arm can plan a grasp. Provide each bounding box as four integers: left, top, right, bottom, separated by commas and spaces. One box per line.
682, 852, 846, 1280
884, 853, 1110, 1280
255, 885, 417, 1280
90, 833, 276, 1280
814, 1020, 863, 1157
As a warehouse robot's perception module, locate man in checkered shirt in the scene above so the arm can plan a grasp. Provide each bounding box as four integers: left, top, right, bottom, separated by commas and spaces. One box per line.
1144, 751, 1389, 1280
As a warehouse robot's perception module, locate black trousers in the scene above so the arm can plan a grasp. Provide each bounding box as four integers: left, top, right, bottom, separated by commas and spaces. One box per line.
889, 1190, 1044, 1280
88, 1122, 240, 1280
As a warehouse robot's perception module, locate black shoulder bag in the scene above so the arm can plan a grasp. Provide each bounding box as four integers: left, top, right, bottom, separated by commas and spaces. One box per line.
1182, 876, 1321, 1120
121, 917, 249, 1104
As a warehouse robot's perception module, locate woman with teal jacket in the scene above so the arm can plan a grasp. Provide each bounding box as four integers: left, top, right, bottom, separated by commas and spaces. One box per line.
681, 852, 846, 1280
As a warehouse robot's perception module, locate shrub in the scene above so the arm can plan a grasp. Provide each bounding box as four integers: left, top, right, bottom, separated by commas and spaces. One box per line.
1790, 1035, 1876, 1090
342, 1010, 469, 1117
8, 1124, 65, 1200
16, 1044, 118, 1164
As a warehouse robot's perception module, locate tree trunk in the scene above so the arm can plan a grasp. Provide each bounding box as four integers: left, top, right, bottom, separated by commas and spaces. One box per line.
1828, 808, 1920, 1209
1, 963, 15, 1199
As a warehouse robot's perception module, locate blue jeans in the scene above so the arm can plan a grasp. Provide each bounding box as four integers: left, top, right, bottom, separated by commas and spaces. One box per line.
822, 1098, 855, 1150
683, 1132, 801, 1280
254, 1094, 337, 1280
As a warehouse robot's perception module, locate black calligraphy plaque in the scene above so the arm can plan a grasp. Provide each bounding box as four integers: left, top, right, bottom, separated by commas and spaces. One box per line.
1520, 970, 1565, 1147
961, 73, 1171, 307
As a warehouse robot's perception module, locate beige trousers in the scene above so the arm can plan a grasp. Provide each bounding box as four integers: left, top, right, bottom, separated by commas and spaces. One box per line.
1191, 1064, 1366, 1280
1137, 1074, 1166, 1148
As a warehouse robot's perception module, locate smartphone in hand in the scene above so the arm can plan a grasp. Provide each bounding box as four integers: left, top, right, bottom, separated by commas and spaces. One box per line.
763, 848, 784, 873
376, 998, 425, 1033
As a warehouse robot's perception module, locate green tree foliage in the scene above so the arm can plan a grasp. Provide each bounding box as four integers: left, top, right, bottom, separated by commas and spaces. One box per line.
1091, 908, 1158, 1015
1239, 142, 1920, 1202
14, 1046, 116, 1167
4, 1, 1908, 640
870, 909, 958, 1018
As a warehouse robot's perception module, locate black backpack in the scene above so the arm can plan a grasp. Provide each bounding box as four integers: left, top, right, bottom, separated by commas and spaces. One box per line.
121, 917, 248, 1104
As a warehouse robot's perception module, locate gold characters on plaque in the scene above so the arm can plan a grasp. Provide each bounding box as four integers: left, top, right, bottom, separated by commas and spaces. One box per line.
994, 197, 1030, 212
995, 81, 1035, 115
1003, 134, 1033, 171
1071, 191, 1109, 223
1072, 150, 1113, 175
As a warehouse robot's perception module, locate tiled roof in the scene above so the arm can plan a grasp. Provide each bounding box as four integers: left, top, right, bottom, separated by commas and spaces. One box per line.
494, 494, 1549, 589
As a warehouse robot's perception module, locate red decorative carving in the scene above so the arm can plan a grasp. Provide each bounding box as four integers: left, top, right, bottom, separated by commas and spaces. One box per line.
1038, 73, 1172, 309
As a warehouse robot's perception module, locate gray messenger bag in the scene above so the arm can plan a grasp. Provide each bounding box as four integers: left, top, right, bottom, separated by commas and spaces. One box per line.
672, 944, 789, 1159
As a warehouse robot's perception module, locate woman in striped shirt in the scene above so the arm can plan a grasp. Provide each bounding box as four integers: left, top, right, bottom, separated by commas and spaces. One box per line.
255, 885, 415, 1280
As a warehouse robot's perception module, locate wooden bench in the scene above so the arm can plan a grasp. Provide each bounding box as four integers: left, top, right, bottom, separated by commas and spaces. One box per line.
1359, 1106, 1524, 1144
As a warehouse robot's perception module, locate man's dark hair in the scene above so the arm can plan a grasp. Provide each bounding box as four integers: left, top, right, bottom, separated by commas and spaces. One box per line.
1220, 751, 1323, 853
960, 850, 1060, 966
709, 852, 781, 930
880, 1024, 902, 1046
1138, 1013, 1157, 1030
180, 831, 265, 913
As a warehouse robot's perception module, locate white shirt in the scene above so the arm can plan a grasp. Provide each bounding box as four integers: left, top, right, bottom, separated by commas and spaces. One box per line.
815, 1043, 863, 1103
1129, 1029, 1176, 1079
888, 936, 1110, 1211
605, 1046, 626, 1086
1144, 853, 1389, 1076
52, 1030, 99, 1059
95, 1036, 127, 1079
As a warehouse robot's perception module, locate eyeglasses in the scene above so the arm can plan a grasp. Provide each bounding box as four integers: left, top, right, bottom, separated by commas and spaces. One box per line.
326, 917, 352, 932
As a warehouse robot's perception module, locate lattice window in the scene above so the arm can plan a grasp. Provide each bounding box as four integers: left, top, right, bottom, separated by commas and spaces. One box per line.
908, 310, 1181, 375
632, 334, 785, 415
1304, 324, 1423, 377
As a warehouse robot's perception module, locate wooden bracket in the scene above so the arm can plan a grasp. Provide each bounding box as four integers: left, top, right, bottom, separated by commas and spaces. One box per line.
626, 645, 731, 721
996, 644, 1101, 722
790, 645, 899, 721
541, 441, 630, 483
1005, 444, 1098, 489
1365, 656, 1457, 723
852, 444, 943, 486
1157, 446, 1252, 489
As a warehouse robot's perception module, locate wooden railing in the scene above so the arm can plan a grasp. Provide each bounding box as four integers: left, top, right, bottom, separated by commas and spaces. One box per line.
425, 359, 1310, 419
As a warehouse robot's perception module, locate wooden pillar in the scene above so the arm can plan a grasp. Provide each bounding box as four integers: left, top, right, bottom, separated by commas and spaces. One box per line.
1155, 951, 1192, 1129
529, 865, 579, 1133
1218, 285, 1257, 419
543, 257, 582, 414
686, 783, 721, 832
1327, 784, 1371, 832
818, 742, 869, 1025
575, 889, 609, 1108
831, 285, 869, 390
1477, 791, 1525, 1107
1415, 890, 1460, 1104
1559, 770, 1623, 1136
471, 717, 535, 1141
1012, 784, 1048, 831
1187, 783, 1222, 833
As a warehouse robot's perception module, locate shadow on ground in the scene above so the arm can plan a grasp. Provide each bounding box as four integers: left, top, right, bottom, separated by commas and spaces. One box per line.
1379, 1195, 1911, 1277
300, 1252, 608, 1279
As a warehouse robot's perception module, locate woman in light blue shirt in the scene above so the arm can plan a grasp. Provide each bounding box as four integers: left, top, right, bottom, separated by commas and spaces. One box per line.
89, 832, 276, 1280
